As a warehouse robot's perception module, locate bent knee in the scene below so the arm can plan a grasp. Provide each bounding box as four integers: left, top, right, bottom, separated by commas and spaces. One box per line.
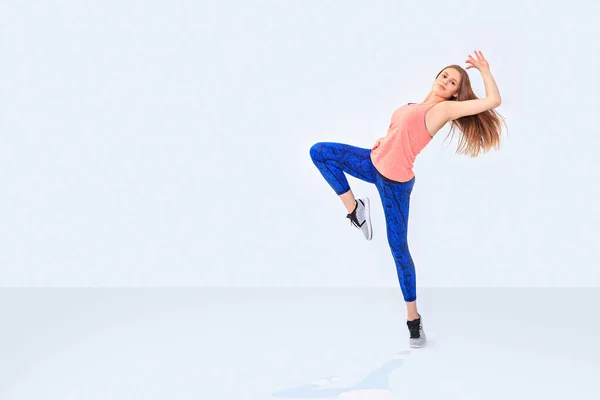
309, 142, 326, 161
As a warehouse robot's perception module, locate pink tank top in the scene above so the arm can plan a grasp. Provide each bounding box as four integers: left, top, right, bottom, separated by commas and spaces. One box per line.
370, 102, 436, 182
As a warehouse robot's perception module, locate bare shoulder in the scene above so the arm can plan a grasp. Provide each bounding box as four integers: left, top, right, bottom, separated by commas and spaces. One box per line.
424, 102, 451, 137
442, 98, 502, 121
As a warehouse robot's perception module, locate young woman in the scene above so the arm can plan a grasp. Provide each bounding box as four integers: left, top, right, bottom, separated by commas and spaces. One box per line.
309, 50, 506, 348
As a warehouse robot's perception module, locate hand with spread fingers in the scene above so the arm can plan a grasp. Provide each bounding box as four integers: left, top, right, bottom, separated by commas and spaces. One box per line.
465, 50, 490, 72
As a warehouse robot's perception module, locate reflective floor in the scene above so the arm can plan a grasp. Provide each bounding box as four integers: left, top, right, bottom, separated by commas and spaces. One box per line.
0, 288, 598, 399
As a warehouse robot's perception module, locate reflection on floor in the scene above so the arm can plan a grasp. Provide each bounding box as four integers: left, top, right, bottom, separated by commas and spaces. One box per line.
0, 288, 598, 399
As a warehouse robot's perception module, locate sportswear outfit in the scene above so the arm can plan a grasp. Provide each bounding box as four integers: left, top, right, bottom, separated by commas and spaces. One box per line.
309, 102, 435, 347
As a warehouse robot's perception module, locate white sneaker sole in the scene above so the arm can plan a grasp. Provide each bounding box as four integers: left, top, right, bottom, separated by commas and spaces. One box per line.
408, 315, 426, 348
409, 339, 427, 348
364, 197, 372, 240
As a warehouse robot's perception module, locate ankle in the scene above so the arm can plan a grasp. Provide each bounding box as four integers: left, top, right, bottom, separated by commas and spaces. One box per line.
407, 313, 420, 321
346, 200, 358, 214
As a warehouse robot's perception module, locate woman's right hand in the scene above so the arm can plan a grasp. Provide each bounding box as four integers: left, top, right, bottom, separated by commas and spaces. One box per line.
465, 50, 490, 72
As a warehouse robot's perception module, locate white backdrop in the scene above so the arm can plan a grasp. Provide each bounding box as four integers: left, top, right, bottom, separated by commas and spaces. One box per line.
1, 0, 598, 287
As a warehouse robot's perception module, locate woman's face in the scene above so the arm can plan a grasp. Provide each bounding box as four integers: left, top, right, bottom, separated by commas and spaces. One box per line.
434, 69, 461, 99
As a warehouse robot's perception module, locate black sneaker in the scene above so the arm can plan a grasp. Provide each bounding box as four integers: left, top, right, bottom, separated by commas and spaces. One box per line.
346, 198, 372, 240
407, 314, 427, 348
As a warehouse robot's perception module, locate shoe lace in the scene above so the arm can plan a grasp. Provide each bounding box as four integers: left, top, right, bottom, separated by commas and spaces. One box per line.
346, 213, 361, 228
407, 320, 421, 338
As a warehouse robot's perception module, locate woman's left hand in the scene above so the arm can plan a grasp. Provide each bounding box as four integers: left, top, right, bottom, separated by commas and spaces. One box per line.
465, 50, 490, 71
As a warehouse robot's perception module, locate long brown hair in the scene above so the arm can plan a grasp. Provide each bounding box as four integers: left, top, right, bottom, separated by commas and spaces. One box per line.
437, 64, 508, 158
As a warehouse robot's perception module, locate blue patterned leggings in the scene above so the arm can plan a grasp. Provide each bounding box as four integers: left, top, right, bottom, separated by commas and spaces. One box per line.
309, 142, 418, 302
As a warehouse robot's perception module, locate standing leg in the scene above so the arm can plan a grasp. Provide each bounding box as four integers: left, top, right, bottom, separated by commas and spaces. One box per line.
375, 174, 427, 347
375, 175, 419, 313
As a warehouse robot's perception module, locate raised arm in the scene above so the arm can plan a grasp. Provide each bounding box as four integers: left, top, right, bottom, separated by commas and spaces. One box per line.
445, 51, 502, 121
